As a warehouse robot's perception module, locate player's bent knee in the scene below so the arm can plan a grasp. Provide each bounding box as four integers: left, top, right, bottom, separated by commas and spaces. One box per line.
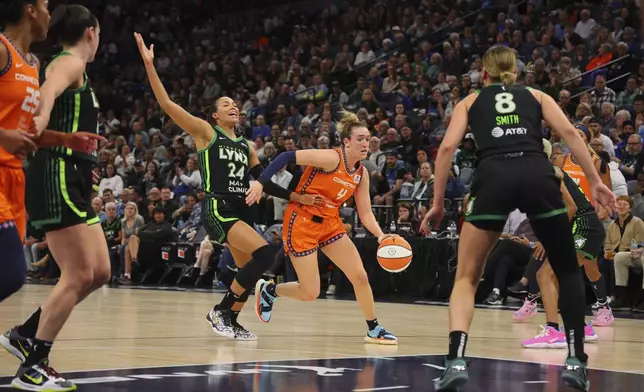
348, 269, 369, 288
235, 245, 275, 290
301, 287, 319, 301
93, 264, 111, 286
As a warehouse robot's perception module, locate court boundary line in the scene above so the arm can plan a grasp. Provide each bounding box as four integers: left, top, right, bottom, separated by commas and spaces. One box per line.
2, 352, 643, 378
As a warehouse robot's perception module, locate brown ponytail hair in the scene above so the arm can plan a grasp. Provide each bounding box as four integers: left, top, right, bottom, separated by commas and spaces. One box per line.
482, 45, 518, 86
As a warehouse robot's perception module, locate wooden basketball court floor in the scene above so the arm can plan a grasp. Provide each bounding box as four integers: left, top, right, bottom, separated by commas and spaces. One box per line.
1, 284, 643, 391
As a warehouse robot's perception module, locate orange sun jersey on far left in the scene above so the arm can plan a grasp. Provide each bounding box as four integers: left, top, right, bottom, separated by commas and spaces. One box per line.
0, 33, 40, 168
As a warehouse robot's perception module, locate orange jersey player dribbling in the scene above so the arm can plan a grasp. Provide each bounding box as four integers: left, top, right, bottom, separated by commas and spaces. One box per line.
247, 110, 400, 345
285, 148, 363, 256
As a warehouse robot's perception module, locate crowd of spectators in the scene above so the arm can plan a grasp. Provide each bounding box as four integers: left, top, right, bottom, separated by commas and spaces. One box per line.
22, 0, 644, 307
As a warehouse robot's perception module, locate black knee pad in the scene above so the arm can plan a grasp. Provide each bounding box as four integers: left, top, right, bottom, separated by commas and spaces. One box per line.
235, 245, 276, 290
238, 290, 251, 303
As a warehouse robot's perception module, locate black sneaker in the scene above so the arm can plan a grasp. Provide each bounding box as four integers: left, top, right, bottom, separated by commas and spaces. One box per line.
231, 320, 257, 341
483, 292, 503, 305
434, 357, 469, 391
561, 357, 590, 391
12, 359, 76, 391
0, 327, 32, 362
206, 307, 236, 339
507, 281, 528, 295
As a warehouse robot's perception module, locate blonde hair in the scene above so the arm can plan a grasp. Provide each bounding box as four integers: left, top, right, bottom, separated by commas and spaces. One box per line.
123, 202, 139, 219
337, 109, 367, 142
482, 45, 518, 86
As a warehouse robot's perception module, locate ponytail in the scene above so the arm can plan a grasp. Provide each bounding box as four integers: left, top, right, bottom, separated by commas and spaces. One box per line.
49, 4, 97, 46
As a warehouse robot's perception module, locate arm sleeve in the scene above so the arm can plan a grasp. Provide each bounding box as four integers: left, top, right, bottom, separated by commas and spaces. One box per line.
249, 164, 291, 200
256, 151, 297, 186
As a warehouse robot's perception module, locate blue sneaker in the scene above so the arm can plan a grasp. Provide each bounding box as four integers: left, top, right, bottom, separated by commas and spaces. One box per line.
255, 279, 275, 323
364, 325, 398, 345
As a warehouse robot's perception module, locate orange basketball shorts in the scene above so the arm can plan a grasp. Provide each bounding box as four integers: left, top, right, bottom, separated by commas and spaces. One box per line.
283, 204, 346, 257
0, 166, 26, 242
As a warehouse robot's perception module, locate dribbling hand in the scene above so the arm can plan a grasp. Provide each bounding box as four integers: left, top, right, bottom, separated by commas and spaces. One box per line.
377, 233, 400, 244
245, 181, 264, 206
591, 182, 617, 215
420, 206, 444, 235
134, 32, 154, 66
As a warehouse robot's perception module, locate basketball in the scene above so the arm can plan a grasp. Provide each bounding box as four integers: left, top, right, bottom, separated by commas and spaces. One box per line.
377, 237, 413, 273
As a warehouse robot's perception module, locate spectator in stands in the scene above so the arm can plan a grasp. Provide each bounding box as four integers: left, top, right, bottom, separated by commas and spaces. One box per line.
605, 196, 644, 311
588, 117, 615, 157
409, 162, 434, 202
120, 206, 173, 284
396, 201, 420, 234
445, 166, 466, 200
172, 193, 198, 228
455, 133, 477, 170
373, 152, 407, 206
92, 196, 107, 223
591, 75, 616, 106
115, 145, 135, 177
99, 163, 124, 198
142, 162, 163, 194
172, 158, 202, 198
102, 202, 122, 277
617, 134, 644, 181
616, 76, 641, 107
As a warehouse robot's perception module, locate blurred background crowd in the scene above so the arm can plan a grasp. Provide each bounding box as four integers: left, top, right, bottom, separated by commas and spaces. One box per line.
23, 0, 644, 308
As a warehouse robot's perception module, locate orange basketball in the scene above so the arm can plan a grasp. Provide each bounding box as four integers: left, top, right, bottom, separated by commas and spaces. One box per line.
377, 237, 413, 273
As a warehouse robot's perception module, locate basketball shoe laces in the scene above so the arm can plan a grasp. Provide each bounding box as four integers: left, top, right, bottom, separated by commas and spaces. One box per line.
39, 360, 63, 380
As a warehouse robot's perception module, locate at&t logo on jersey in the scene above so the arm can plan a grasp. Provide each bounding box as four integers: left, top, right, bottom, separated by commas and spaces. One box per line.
491, 126, 527, 138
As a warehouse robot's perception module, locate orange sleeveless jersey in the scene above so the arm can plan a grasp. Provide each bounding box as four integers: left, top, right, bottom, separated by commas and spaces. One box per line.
562, 152, 599, 203
0, 34, 40, 168
293, 148, 364, 218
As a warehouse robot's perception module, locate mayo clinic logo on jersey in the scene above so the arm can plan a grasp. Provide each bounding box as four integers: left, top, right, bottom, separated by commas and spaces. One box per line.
15, 73, 39, 86
491, 127, 528, 138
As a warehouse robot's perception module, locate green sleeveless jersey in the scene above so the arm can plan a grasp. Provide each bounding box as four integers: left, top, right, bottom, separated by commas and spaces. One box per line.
197, 126, 251, 198
38, 52, 100, 162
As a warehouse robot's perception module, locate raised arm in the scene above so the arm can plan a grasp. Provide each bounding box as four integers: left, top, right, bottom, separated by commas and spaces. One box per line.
134, 33, 213, 149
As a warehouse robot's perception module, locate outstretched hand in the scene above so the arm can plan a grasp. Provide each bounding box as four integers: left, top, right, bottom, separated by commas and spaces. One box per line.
64, 132, 106, 154
591, 182, 617, 216
134, 32, 154, 65
420, 205, 444, 235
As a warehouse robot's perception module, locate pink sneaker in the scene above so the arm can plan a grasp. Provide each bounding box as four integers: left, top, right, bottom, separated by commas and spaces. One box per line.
591, 306, 615, 327
521, 326, 566, 348
584, 323, 598, 342
512, 298, 538, 321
